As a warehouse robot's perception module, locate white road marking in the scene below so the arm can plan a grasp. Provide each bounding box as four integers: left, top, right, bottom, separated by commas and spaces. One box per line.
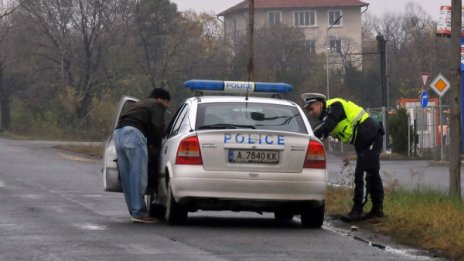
83, 194, 103, 197
79, 224, 107, 231
322, 222, 434, 260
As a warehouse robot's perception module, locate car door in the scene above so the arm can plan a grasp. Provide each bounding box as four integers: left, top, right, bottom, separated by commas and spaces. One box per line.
102, 96, 139, 192
156, 102, 191, 198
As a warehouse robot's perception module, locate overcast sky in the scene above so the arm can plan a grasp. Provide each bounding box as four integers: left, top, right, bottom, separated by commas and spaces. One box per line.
171, 0, 451, 21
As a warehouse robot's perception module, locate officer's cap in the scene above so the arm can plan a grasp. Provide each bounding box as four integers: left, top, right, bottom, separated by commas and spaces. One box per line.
301, 93, 326, 109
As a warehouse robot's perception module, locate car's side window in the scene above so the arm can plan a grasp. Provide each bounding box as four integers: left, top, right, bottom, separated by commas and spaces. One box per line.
164, 103, 186, 138
166, 103, 190, 139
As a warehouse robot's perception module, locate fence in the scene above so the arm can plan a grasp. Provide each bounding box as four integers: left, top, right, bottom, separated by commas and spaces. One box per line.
405, 105, 449, 160
326, 105, 450, 161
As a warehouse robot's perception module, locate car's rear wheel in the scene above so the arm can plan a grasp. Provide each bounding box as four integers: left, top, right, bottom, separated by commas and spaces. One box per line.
301, 202, 325, 228
165, 181, 188, 225
274, 211, 294, 223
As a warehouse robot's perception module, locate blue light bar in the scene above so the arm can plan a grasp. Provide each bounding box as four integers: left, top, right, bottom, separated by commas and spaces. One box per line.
255, 82, 293, 93
184, 80, 293, 94
184, 79, 224, 91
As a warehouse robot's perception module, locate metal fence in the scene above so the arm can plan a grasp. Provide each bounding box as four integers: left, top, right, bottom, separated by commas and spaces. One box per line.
404, 105, 449, 160
326, 105, 450, 161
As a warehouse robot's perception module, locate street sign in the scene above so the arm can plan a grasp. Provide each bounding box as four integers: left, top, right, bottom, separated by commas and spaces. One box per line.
429, 73, 450, 97
420, 72, 430, 86
420, 90, 428, 108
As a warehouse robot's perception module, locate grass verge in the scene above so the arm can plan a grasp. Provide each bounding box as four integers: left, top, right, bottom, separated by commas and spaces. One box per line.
327, 186, 464, 260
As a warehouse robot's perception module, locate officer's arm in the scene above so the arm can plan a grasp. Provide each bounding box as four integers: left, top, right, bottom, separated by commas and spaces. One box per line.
313, 102, 346, 139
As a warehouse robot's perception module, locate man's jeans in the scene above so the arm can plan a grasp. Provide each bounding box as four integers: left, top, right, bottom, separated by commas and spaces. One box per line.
113, 126, 148, 218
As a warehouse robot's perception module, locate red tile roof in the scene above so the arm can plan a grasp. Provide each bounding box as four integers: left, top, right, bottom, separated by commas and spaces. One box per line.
218, 0, 368, 16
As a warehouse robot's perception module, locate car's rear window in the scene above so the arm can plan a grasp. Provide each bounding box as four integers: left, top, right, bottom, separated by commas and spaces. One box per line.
196, 102, 308, 134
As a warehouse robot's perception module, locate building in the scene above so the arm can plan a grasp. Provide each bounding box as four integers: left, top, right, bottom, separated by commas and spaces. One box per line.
218, 0, 368, 59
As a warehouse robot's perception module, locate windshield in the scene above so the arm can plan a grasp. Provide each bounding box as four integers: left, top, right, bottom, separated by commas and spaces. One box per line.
196, 102, 308, 134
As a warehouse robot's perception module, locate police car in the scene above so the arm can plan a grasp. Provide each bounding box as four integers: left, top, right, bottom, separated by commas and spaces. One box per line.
103, 80, 327, 228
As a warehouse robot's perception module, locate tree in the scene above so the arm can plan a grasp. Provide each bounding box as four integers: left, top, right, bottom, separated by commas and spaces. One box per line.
387, 108, 409, 154
134, 0, 178, 90
250, 24, 318, 101
18, 0, 131, 122
0, 4, 18, 131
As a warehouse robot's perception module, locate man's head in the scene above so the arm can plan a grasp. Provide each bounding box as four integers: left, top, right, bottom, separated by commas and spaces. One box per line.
301, 93, 326, 118
150, 88, 171, 109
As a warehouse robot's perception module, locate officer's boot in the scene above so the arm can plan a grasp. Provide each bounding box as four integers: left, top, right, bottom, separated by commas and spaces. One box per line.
363, 201, 384, 219
340, 202, 364, 222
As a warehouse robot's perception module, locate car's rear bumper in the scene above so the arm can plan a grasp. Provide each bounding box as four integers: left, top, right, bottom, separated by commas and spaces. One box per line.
169, 166, 326, 206
173, 177, 326, 200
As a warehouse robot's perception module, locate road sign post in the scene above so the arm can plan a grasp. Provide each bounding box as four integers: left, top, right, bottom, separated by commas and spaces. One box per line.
429, 73, 451, 161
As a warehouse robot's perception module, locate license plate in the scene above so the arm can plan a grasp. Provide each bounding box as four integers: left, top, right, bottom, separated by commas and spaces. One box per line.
228, 149, 279, 164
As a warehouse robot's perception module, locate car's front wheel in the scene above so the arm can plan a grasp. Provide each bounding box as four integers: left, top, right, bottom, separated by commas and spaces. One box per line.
165, 180, 188, 225
301, 202, 325, 228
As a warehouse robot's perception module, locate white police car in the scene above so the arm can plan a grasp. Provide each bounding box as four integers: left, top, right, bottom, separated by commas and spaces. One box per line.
103, 80, 327, 228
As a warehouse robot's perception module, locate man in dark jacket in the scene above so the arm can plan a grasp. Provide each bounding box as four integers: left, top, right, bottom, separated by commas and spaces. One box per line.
302, 93, 385, 222
113, 88, 170, 223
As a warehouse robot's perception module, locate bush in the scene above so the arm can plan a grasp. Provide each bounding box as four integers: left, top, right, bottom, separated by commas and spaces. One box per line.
387, 108, 409, 154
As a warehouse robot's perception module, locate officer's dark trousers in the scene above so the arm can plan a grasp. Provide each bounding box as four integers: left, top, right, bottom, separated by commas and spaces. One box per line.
353, 132, 384, 207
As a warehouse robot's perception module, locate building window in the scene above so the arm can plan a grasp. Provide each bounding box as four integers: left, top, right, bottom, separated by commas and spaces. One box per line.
268, 11, 281, 25
294, 11, 316, 27
307, 40, 316, 54
328, 10, 342, 27
330, 39, 342, 54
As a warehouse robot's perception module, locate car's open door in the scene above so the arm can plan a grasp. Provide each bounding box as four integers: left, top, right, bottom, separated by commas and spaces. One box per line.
102, 96, 139, 192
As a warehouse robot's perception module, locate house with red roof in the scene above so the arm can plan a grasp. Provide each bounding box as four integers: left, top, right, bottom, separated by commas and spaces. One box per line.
218, 0, 368, 58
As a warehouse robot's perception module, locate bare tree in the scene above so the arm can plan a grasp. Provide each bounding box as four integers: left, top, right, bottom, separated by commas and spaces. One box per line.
134, 0, 178, 89
0, 8, 17, 130
252, 24, 316, 101
18, 0, 130, 121
0, 1, 21, 130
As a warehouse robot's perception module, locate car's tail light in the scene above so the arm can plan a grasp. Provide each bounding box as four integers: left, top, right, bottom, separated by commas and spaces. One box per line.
303, 140, 326, 169
176, 136, 203, 165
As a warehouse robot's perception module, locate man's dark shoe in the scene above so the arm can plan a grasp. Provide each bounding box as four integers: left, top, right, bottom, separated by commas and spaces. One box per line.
363, 204, 384, 219
131, 216, 160, 224
341, 205, 364, 222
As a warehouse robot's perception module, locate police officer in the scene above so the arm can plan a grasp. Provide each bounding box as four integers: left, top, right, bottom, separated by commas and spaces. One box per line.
302, 93, 385, 222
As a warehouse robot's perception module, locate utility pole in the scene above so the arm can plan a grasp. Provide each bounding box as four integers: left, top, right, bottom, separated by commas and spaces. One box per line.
449, 0, 462, 200
377, 33, 389, 151
247, 0, 254, 82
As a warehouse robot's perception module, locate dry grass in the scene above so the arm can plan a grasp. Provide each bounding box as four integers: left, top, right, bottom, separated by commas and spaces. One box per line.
379, 190, 464, 260
327, 186, 464, 260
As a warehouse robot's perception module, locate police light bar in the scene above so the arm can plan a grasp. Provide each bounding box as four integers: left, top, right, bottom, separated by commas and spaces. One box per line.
184, 79, 293, 94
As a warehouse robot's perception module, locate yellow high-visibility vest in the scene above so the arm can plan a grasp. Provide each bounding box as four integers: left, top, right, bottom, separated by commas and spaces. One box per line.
326, 98, 369, 143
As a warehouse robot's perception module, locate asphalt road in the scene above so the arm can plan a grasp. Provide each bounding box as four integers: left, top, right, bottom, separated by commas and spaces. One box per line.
326, 152, 464, 197
0, 138, 446, 260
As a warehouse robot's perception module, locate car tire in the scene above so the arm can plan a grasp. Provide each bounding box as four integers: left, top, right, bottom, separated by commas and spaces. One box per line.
165, 181, 188, 225
274, 211, 294, 223
300, 202, 325, 228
